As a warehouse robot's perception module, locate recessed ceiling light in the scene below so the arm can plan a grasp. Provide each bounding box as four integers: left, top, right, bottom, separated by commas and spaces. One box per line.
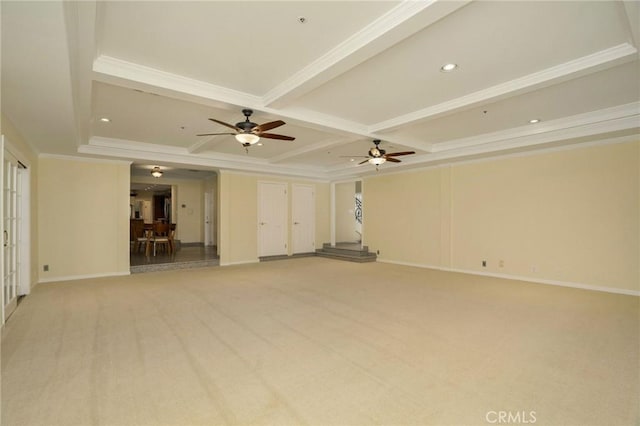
350, 158, 355, 162
440, 63, 458, 72
99, 117, 111, 122
529, 118, 541, 124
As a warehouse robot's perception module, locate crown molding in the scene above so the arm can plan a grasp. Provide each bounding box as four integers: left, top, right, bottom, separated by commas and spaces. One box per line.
81, 136, 329, 180
39, 152, 132, 166
216, 168, 329, 183
345, 134, 640, 182
429, 102, 640, 153
93, 55, 262, 110
370, 43, 638, 133
81, 99, 638, 181
324, 105, 640, 178
427, 117, 638, 161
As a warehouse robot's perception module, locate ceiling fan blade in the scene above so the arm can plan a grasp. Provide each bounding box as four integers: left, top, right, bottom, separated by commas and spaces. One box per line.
196, 132, 236, 137
254, 120, 285, 132
208, 118, 241, 131
385, 151, 415, 157
259, 132, 295, 141
358, 159, 370, 165
385, 157, 402, 163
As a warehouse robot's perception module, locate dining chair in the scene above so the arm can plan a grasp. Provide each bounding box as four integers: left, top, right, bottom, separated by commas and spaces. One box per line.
150, 221, 172, 256
131, 219, 149, 253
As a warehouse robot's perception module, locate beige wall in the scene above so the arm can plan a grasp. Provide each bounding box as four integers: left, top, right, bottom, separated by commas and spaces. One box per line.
365, 167, 442, 265
175, 180, 204, 243
218, 171, 330, 265
1, 114, 39, 290
38, 157, 130, 281
364, 141, 639, 293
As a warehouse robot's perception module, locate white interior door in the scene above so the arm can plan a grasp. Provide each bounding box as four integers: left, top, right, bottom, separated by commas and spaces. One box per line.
204, 190, 213, 246
258, 182, 287, 257
3, 148, 19, 323
292, 184, 315, 254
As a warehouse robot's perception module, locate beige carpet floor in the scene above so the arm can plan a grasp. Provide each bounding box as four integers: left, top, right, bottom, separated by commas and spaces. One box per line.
2, 257, 638, 425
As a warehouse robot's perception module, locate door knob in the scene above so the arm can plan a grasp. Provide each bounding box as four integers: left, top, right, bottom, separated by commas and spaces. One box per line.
294, 222, 300, 225
260, 222, 266, 225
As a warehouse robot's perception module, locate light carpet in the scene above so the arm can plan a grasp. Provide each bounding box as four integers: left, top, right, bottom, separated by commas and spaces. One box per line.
2, 257, 638, 425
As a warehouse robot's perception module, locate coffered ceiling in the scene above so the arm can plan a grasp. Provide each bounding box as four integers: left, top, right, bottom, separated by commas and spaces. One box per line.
2, 1, 639, 180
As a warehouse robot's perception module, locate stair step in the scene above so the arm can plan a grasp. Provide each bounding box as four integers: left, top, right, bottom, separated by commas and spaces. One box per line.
315, 250, 377, 263
319, 246, 371, 256
322, 243, 368, 251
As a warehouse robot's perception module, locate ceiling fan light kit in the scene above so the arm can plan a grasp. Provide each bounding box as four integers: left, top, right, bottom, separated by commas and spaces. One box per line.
358, 139, 415, 170
235, 133, 260, 145
197, 108, 294, 150
151, 166, 163, 178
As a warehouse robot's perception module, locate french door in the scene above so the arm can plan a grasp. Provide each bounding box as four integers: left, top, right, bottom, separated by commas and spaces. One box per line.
2, 143, 20, 323
1, 136, 30, 325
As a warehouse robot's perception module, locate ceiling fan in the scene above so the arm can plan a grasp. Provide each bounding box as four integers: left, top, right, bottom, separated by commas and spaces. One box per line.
197, 109, 295, 150
356, 139, 415, 170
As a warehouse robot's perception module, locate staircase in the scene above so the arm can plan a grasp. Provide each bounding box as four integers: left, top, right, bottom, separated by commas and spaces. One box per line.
315, 243, 377, 263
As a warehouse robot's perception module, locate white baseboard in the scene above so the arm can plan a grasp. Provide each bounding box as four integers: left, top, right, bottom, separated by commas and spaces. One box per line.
38, 271, 130, 284
376, 258, 640, 297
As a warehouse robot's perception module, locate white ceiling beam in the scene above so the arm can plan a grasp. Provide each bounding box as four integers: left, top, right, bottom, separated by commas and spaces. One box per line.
83, 136, 330, 180
93, 56, 375, 139
325, 109, 640, 179
62, 1, 98, 147
93, 55, 263, 111
262, 0, 472, 108
92, 55, 431, 153
429, 102, 640, 153
269, 137, 357, 164
621, 1, 639, 48
370, 43, 638, 133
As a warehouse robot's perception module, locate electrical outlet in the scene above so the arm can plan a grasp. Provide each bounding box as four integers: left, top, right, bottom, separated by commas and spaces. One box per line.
499, 260, 504, 268
43, 264, 49, 272
482, 260, 487, 267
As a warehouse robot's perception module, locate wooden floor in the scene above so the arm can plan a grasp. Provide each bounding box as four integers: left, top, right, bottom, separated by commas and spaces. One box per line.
2, 258, 638, 425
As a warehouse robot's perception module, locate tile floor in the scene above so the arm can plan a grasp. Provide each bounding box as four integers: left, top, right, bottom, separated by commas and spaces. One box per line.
130, 244, 219, 273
